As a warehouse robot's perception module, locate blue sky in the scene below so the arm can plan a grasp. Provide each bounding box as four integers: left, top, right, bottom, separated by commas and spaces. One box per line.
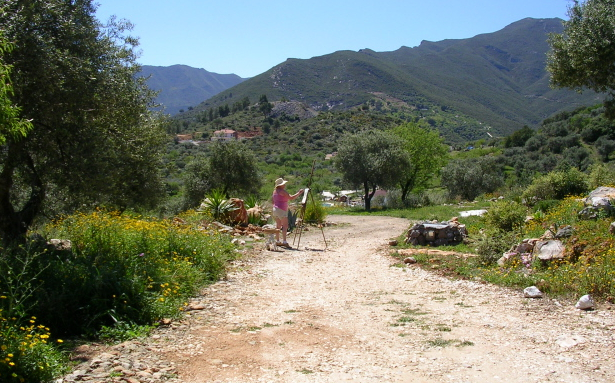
95, 0, 573, 78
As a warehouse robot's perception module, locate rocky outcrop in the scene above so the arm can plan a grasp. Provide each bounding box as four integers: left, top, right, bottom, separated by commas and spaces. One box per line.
579, 186, 615, 219
270, 101, 318, 120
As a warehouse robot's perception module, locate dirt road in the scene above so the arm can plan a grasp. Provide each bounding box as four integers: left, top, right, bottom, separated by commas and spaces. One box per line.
152, 215, 615, 383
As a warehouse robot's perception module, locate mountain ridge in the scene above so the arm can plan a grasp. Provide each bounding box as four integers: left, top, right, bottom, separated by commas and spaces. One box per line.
139, 64, 246, 115
179, 17, 601, 138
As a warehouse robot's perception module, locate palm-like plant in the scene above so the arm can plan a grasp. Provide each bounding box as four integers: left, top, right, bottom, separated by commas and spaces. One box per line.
199, 189, 237, 222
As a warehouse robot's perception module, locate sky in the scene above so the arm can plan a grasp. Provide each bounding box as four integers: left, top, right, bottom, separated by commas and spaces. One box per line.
94, 0, 573, 78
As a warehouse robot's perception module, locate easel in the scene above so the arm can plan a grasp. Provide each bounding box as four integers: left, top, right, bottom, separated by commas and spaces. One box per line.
292, 160, 328, 250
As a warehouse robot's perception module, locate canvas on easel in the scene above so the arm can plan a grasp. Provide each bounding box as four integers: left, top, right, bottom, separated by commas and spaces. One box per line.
292, 161, 327, 250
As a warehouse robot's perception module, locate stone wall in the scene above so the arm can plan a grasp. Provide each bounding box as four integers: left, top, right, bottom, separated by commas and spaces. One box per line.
405, 218, 467, 246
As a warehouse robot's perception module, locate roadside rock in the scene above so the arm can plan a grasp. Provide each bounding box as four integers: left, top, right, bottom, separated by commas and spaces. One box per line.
575, 294, 596, 310
523, 286, 543, 298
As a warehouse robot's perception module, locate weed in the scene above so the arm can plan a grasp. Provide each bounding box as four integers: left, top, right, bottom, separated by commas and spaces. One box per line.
298, 368, 314, 374
97, 321, 153, 343
427, 338, 454, 347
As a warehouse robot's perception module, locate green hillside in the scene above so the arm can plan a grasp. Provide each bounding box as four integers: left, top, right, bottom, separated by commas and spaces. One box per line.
179, 18, 601, 140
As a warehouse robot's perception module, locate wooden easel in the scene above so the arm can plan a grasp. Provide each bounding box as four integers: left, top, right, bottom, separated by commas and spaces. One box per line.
292, 160, 328, 250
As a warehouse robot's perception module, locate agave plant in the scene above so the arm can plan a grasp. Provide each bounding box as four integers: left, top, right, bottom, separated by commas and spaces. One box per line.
200, 189, 237, 222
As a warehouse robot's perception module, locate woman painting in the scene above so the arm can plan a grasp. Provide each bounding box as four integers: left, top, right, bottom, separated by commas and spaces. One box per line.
272, 178, 304, 248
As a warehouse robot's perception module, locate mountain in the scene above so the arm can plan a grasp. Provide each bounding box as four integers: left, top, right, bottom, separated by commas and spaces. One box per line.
186, 18, 602, 137
139, 65, 246, 115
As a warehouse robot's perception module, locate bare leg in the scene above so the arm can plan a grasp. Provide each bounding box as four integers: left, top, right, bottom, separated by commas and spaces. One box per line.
274, 217, 282, 242
279, 217, 289, 243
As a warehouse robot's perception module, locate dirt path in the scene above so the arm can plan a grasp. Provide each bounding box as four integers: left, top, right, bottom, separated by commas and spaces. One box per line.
152, 215, 615, 383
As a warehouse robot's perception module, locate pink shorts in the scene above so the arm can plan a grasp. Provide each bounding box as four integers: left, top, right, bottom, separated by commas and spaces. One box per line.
272, 207, 287, 219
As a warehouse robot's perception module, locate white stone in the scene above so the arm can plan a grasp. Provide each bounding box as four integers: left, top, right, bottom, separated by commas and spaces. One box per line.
523, 286, 543, 298
575, 294, 595, 310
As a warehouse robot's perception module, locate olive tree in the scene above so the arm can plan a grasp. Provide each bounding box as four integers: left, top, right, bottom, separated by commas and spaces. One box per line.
547, 0, 615, 117
440, 156, 504, 201
392, 123, 448, 202
334, 130, 410, 211
182, 140, 261, 209
206, 140, 262, 198
0, 1, 167, 242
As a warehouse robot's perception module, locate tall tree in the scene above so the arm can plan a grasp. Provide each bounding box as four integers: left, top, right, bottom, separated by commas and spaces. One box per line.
392, 123, 448, 202
440, 156, 504, 201
547, 0, 614, 117
206, 140, 262, 198
0, 1, 167, 242
334, 130, 410, 211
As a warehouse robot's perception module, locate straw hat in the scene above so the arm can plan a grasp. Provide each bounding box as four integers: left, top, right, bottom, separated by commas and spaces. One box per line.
274, 178, 288, 187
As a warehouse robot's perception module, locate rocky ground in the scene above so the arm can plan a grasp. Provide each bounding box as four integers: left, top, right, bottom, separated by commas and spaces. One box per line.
60, 215, 615, 383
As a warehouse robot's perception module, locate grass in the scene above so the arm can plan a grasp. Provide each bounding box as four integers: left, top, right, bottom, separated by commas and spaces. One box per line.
388, 196, 615, 301
0, 209, 238, 382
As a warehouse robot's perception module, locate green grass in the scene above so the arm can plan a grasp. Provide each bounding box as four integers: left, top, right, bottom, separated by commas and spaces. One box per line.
388, 196, 615, 301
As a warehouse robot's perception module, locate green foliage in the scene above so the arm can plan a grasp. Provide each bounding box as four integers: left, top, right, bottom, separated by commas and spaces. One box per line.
0, 315, 67, 383
199, 190, 239, 223
97, 321, 154, 343
503, 125, 535, 148
0, 0, 168, 242
392, 123, 449, 201
181, 140, 262, 210
304, 200, 327, 224
181, 154, 211, 210
482, 200, 527, 232
547, 0, 615, 118
588, 163, 615, 189
440, 156, 504, 201
521, 167, 588, 204
2, 210, 235, 337
0, 37, 32, 146
335, 129, 411, 211
206, 140, 262, 197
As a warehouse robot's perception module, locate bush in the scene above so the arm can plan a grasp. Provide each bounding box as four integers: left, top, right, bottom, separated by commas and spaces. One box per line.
588, 163, 615, 189
521, 167, 588, 204
0, 314, 67, 383
304, 200, 327, 223
16, 210, 236, 337
482, 200, 527, 232
475, 229, 518, 266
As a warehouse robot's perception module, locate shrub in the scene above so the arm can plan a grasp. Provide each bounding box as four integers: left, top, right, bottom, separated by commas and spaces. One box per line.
482, 200, 527, 232
475, 229, 518, 266
304, 200, 327, 223
200, 189, 238, 223
25, 210, 235, 336
0, 314, 67, 383
521, 167, 588, 204
588, 163, 615, 189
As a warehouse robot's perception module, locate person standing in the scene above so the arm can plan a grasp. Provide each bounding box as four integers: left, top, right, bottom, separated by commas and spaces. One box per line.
272, 178, 304, 248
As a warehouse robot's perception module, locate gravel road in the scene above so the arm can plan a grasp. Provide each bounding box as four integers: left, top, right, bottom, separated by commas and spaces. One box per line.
62, 215, 615, 383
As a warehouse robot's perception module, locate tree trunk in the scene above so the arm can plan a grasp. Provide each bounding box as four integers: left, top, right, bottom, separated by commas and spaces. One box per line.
0, 144, 44, 244
363, 182, 377, 212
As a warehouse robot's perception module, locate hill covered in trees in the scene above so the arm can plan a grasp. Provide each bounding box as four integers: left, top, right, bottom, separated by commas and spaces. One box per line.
173, 18, 601, 142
